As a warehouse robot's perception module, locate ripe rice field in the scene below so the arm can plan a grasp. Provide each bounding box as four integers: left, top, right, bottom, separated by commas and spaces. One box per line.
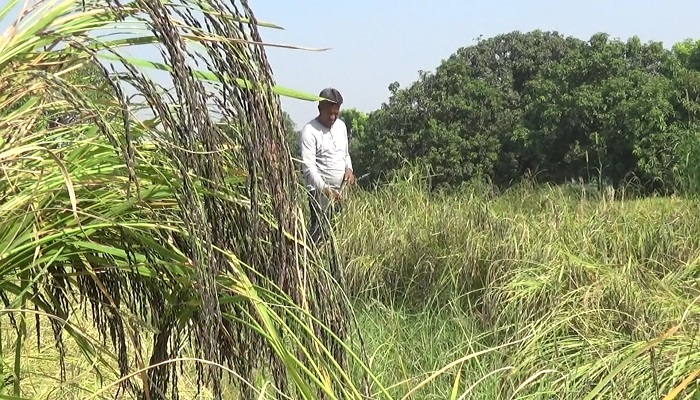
4, 175, 699, 399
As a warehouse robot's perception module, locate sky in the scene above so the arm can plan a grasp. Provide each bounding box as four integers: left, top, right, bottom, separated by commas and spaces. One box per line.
250, 0, 700, 128
2, 1, 700, 129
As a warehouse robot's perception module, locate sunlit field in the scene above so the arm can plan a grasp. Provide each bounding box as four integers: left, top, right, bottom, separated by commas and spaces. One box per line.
1, 0, 699, 399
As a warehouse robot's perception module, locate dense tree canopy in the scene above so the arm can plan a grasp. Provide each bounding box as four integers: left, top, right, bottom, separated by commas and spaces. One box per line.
345, 30, 700, 193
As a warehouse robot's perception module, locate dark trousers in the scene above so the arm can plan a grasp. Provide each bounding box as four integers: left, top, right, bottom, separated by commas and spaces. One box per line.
308, 189, 342, 245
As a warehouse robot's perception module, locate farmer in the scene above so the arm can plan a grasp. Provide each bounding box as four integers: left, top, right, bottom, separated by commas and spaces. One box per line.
299, 87, 355, 244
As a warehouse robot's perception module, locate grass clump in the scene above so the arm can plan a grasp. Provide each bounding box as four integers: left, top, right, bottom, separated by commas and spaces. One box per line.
339, 168, 700, 399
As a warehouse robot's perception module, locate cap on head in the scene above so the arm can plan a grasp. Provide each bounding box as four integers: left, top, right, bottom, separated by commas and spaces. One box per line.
319, 87, 343, 105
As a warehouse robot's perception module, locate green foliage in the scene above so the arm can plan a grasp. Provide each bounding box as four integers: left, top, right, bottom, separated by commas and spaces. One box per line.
339, 108, 369, 141
353, 30, 700, 194
673, 38, 700, 70
672, 129, 700, 195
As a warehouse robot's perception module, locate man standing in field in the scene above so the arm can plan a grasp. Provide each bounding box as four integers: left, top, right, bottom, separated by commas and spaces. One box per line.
299, 87, 355, 244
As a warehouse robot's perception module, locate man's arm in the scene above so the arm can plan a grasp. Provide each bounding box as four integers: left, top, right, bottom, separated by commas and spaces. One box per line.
299, 126, 327, 193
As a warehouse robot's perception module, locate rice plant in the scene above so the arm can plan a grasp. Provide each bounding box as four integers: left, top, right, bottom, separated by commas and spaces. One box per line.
339, 169, 700, 399
0, 0, 376, 399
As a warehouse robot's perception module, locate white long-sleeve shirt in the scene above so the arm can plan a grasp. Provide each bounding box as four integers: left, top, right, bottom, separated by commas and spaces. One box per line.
299, 118, 353, 193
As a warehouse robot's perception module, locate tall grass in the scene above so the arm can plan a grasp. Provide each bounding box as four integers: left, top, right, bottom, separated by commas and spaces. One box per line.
0, 0, 377, 399
339, 167, 700, 399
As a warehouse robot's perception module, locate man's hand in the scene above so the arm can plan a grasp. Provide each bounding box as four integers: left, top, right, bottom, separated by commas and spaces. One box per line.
344, 168, 356, 186
322, 185, 342, 202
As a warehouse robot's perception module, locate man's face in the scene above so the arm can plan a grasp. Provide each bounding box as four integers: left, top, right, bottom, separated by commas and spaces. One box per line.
318, 101, 340, 128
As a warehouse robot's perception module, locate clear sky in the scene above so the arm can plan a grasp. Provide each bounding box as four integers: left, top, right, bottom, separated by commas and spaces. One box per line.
251, 0, 700, 128
3, 1, 700, 129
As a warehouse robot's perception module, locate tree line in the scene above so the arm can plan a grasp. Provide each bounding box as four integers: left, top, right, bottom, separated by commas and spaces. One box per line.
317, 30, 700, 194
